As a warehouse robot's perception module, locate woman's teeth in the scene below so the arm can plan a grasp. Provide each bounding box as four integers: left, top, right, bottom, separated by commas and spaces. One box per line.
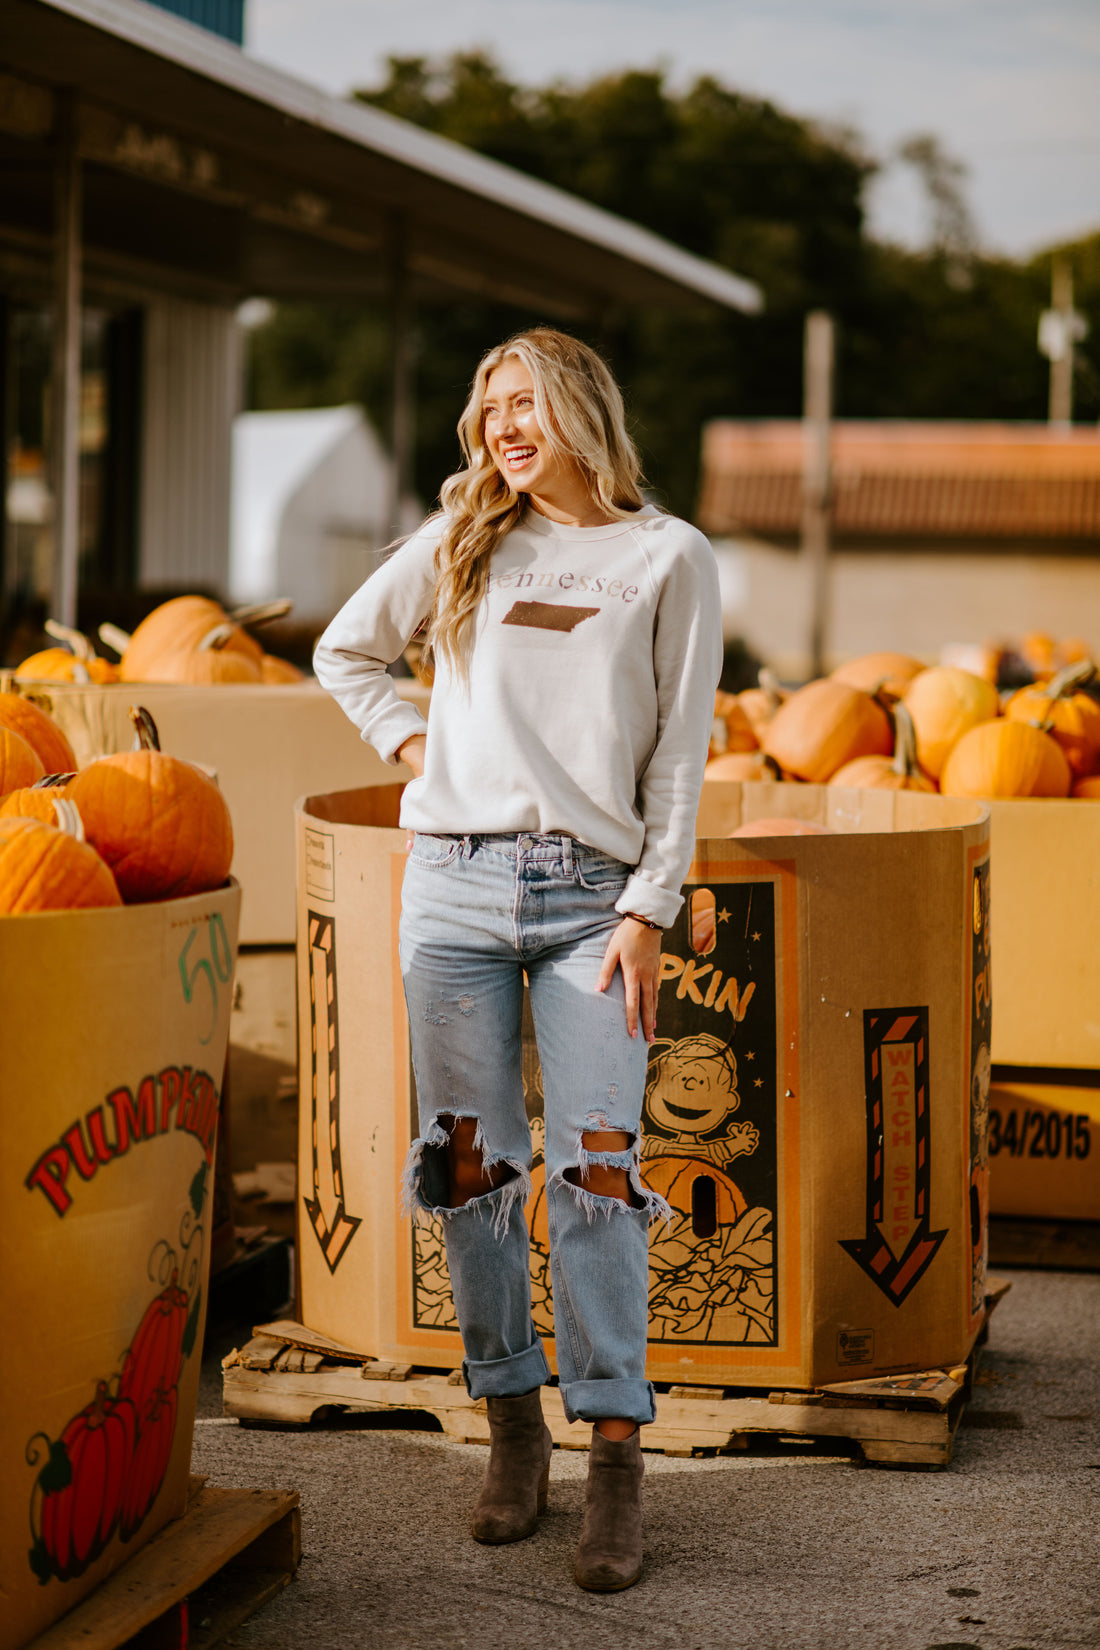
505, 447, 536, 467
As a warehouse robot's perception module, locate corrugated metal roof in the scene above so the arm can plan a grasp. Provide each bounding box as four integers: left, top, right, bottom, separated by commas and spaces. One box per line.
5, 0, 762, 314
698, 421, 1100, 540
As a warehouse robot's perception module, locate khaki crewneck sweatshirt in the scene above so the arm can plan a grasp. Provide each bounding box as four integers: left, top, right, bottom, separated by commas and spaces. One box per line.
313, 504, 722, 928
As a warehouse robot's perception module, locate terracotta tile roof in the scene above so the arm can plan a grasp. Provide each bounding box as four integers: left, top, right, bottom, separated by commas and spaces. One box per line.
698, 422, 1100, 540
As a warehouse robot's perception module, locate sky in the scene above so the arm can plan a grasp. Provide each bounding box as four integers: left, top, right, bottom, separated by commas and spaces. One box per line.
244, 0, 1100, 262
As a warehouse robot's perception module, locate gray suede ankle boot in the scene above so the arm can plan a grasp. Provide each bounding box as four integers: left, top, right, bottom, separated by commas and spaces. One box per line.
471, 1389, 553, 1544
573, 1426, 644, 1591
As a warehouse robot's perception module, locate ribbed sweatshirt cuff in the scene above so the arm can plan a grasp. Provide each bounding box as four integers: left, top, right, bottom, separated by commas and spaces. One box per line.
615, 873, 684, 931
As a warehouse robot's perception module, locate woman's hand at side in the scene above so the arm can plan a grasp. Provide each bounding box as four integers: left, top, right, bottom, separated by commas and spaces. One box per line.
396, 733, 427, 778
596, 919, 662, 1043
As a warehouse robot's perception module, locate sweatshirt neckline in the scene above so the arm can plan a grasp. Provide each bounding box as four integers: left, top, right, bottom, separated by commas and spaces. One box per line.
520, 503, 660, 542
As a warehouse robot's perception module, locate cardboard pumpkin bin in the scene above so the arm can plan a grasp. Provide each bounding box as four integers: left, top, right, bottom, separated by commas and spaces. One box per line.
0, 880, 240, 1650
294, 782, 990, 1394
11, 679, 426, 944
980, 798, 1100, 1223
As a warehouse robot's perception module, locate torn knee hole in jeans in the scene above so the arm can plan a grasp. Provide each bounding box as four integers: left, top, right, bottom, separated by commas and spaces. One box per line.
556, 1118, 673, 1224
400, 1111, 530, 1238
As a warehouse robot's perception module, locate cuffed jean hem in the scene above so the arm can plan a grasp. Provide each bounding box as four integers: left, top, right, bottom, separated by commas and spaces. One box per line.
462, 1340, 552, 1401
560, 1378, 657, 1428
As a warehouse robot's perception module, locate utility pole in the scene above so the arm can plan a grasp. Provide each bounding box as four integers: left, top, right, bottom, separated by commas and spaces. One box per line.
801, 310, 834, 681
1038, 258, 1087, 428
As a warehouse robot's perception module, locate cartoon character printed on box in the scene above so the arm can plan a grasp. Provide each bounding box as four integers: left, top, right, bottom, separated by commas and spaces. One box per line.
641, 1032, 774, 1343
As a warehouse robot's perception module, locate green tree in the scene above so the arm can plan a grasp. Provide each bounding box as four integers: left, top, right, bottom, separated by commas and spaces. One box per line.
244, 54, 1098, 517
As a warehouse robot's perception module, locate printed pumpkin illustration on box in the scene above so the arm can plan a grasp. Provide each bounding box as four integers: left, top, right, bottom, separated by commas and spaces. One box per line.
25, 1169, 209, 1588
410, 869, 791, 1358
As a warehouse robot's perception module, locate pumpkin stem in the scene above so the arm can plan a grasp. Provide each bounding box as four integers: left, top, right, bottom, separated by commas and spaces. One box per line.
32, 772, 77, 788
128, 705, 162, 751
228, 598, 294, 629
51, 798, 85, 841
44, 619, 97, 663
891, 701, 921, 780
761, 753, 783, 780
1046, 658, 1097, 699
758, 667, 784, 714
197, 622, 239, 653
98, 622, 132, 658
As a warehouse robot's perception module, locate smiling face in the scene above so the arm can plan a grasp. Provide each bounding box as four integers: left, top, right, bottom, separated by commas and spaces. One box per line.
482, 357, 583, 507
645, 1043, 740, 1138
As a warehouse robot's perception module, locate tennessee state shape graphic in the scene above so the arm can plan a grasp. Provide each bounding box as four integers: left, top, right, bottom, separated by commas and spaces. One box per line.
841, 1008, 946, 1305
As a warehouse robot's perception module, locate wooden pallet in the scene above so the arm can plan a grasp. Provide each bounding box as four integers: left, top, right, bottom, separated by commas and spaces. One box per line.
222, 1282, 1011, 1470
28, 1477, 300, 1650
989, 1215, 1100, 1271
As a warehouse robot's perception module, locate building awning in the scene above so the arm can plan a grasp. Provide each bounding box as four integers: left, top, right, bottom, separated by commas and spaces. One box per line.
1, 0, 762, 316
699, 422, 1100, 543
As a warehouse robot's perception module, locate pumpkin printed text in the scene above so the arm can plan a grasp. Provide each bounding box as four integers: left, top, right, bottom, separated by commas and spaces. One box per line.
658, 953, 757, 1021
24, 1065, 220, 1216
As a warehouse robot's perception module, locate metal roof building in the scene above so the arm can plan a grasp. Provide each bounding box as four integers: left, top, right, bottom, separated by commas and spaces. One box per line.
0, 0, 761, 646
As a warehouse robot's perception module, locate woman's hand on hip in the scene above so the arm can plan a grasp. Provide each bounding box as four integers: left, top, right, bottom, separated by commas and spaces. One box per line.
396, 733, 427, 778
596, 919, 662, 1043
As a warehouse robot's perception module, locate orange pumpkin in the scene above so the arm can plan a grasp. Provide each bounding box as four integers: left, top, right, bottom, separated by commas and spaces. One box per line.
111, 597, 291, 682
704, 751, 781, 783
17, 621, 119, 684
1072, 775, 1100, 799
0, 728, 46, 796
710, 691, 759, 759
16, 648, 119, 684
0, 692, 78, 775
1003, 661, 1100, 779
0, 774, 75, 823
902, 666, 1001, 781
730, 817, 835, 838
68, 708, 234, 902
736, 669, 786, 742
0, 810, 122, 913
151, 624, 264, 686
110, 597, 235, 680
829, 702, 936, 793
761, 678, 892, 784
940, 719, 1072, 799
830, 650, 926, 699
259, 654, 305, 684
1019, 631, 1058, 682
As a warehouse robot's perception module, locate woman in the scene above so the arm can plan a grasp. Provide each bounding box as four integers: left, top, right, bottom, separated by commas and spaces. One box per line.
314, 327, 721, 1592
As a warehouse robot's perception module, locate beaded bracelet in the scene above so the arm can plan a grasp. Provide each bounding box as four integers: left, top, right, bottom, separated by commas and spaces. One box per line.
623, 910, 662, 931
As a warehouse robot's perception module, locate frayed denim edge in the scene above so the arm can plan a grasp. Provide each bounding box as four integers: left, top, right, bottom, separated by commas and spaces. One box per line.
568, 1127, 672, 1228
400, 1116, 532, 1241
551, 1160, 672, 1228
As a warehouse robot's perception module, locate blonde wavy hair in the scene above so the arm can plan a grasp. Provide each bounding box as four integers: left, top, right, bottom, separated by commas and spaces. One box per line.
427, 328, 646, 675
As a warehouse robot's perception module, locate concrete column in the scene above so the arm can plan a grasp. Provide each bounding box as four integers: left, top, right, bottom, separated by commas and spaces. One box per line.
50, 91, 82, 628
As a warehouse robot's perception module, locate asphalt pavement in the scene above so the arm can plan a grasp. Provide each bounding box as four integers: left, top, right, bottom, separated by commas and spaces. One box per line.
192, 1266, 1099, 1650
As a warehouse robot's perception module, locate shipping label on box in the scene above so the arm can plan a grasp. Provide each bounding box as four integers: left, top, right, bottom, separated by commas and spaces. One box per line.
297, 786, 990, 1392
0, 884, 240, 1650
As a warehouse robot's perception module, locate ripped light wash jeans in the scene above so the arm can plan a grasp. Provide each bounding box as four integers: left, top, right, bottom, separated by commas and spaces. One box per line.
399, 831, 667, 1427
